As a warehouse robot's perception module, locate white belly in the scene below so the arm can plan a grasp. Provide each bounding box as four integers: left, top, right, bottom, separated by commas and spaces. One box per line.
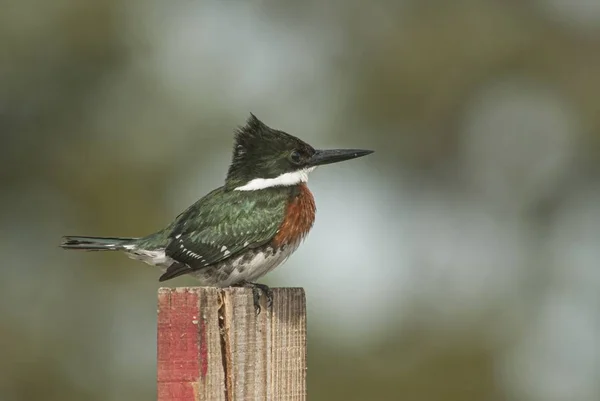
214, 243, 299, 287
125, 241, 301, 287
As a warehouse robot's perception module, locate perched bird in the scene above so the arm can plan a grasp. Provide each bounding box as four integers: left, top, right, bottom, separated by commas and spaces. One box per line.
61, 115, 373, 312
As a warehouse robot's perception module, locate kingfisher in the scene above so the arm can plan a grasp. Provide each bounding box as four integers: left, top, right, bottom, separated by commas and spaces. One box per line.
61, 114, 373, 313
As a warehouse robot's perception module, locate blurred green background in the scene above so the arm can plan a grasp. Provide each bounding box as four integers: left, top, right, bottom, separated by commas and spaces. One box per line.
2, 1, 600, 400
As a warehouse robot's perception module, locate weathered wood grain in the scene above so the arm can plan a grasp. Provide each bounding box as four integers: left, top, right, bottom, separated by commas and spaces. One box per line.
157, 287, 306, 401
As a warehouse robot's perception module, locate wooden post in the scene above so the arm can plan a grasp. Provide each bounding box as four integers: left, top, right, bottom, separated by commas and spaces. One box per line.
157, 287, 307, 401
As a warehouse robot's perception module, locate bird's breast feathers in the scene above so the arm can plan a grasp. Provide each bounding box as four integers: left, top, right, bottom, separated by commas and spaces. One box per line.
272, 183, 316, 247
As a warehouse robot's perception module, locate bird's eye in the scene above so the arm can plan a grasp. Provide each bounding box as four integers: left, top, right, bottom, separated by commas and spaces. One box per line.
289, 150, 302, 164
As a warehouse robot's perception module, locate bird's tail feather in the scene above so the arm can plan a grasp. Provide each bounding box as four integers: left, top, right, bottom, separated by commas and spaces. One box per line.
60, 236, 136, 251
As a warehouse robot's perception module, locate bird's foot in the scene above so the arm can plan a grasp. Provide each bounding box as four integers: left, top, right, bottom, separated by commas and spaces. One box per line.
234, 281, 273, 315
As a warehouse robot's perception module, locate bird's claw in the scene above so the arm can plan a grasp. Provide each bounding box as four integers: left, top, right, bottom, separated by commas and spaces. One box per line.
238, 282, 272, 315
252, 287, 262, 315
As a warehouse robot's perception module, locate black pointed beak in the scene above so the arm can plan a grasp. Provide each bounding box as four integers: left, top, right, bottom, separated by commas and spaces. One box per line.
308, 148, 374, 167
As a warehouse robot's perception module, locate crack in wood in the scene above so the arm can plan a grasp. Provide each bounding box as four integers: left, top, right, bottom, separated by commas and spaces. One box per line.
218, 290, 233, 401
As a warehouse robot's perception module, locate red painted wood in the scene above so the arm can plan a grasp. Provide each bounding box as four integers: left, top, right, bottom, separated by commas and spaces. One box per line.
157, 289, 201, 401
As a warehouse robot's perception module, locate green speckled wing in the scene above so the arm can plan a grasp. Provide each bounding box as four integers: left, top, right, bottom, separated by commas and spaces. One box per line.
160, 187, 289, 281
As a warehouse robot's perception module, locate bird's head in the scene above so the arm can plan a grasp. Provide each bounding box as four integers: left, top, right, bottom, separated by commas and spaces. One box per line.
225, 114, 373, 191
